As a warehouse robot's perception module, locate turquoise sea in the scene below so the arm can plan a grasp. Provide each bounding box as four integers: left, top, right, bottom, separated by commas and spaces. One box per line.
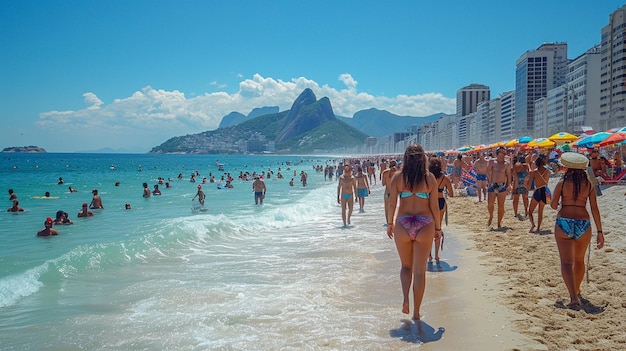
0, 153, 412, 350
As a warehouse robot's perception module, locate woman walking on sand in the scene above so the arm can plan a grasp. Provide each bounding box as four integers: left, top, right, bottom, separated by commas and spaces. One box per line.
551, 152, 604, 308
528, 155, 550, 233
387, 145, 441, 320
428, 158, 453, 262
381, 159, 398, 226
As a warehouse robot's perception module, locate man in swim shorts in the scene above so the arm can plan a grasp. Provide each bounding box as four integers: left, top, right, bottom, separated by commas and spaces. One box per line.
337, 165, 357, 227
252, 176, 266, 204
486, 147, 511, 229
355, 166, 370, 213
473, 153, 489, 202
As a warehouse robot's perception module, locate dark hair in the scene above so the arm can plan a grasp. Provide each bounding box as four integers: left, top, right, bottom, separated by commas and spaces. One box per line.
535, 154, 546, 167
457, 154, 462, 160
563, 169, 589, 200
428, 158, 442, 178
402, 144, 428, 191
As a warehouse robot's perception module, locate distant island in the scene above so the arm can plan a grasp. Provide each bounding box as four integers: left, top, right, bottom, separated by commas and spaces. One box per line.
2, 146, 47, 153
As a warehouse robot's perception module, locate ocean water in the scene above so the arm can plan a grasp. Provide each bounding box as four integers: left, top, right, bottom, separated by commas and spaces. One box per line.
0, 153, 406, 350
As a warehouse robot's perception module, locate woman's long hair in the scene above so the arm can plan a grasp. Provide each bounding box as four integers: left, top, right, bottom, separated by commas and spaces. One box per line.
563, 169, 589, 200
402, 144, 428, 191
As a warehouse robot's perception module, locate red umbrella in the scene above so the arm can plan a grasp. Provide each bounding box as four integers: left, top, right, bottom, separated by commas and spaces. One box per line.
596, 132, 626, 147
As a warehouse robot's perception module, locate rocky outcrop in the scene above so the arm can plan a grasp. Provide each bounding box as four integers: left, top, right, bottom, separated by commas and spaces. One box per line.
275, 89, 335, 143
2, 146, 47, 153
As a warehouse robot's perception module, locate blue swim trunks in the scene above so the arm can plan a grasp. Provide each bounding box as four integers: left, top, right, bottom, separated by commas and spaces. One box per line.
357, 188, 368, 198
476, 174, 487, 181
488, 182, 507, 193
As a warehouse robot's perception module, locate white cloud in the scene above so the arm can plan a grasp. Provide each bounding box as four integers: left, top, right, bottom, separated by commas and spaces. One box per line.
37, 73, 455, 151
83, 92, 103, 110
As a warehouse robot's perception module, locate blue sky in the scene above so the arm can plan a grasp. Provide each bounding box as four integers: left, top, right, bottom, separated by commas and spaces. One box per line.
1, 1, 624, 152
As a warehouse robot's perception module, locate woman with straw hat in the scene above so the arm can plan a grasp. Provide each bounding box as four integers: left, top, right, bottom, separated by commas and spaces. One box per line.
550, 152, 604, 308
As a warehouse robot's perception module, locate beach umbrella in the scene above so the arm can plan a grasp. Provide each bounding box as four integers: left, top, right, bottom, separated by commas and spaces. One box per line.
527, 138, 555, 149
456, 146, 473, 152
574, 132, 612, 148
536, 139, 556, 149
548, 132, 578, 142
607, 126, 626, 133
504, 139, 519, 147
596, 132, 626, 147
518, 136, 533, 144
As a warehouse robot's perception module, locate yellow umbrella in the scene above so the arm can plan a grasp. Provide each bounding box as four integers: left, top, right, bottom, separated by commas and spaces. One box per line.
527, 138, 555, 149
504, 139, 519, 147
548, 132, 578, 142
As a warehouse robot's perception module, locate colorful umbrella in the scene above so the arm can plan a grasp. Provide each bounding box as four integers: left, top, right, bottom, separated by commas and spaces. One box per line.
456, 146, 473, 152
504, 139, 519, 147
518, 136, 533, 144
548, 132, 578, 142
607, 126, 626, 133
574, 132, 612, 148
527, 138, 555, 149
596, 132, 626, 147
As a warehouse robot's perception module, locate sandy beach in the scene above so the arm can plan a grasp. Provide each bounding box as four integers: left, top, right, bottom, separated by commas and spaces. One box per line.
362, 175, 625, 350
441, 178, 626, 350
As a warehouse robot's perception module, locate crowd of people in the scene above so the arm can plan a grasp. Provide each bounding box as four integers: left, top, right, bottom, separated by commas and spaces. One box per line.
336, 144, 608, 318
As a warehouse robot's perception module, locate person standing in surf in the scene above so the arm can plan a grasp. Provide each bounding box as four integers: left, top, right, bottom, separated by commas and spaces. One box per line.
386, 144, 441, 320
337, 164, 357, 227
192, 185, 206, 206
381, 160, 397, 226
252, 176, 266, 204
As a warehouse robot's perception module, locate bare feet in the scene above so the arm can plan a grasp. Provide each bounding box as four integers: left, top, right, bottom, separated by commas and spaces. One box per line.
402, 301, 410, 314
529, 225, 535, 233
412, 313, 421, 321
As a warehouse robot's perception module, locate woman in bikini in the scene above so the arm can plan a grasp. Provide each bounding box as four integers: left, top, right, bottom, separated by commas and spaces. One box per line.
381, 160, 398, 226
527, 155, 550, 233
428, 158, 454, 262
386, 145, 441, 320
550, 152, 603, 308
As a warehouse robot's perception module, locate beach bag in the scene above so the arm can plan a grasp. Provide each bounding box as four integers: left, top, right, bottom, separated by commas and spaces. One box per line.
545, 187, 552, 204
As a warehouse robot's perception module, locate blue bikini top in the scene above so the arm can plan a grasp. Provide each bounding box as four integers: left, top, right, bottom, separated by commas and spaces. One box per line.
400, 191, 429, 199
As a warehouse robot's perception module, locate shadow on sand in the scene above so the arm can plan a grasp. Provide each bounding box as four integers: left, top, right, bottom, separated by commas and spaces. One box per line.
554, 297, 607, 315
389, 319, 445, 344
427, 260, 458, 272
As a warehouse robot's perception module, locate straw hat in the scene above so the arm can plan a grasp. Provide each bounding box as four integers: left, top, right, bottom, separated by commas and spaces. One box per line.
559, 152, 589, 170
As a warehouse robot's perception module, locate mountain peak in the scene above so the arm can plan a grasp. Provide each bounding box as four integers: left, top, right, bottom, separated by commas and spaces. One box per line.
276, 89, 335, 143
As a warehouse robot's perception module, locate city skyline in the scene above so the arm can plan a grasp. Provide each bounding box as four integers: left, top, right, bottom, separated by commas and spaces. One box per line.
1, 1, 625, 152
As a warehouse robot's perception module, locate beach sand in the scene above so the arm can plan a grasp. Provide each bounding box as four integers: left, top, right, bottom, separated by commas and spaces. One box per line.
442, 179, 626, 350
360, 177, 625, 350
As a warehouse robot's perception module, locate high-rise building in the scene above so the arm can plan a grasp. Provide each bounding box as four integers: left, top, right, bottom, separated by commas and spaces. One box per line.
600, 5, 626, 130
456, 84, 490, 117
515, 43, 568, 135
499, 91, 515, 140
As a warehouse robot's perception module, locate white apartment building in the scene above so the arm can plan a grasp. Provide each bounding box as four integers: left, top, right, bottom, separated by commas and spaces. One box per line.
515, 43, 568, 135
540, 45, 601, 135
600, 5, 626, 130
456, 84, 490, 118
534, 96, 549, 134
500, 91, 516, 141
